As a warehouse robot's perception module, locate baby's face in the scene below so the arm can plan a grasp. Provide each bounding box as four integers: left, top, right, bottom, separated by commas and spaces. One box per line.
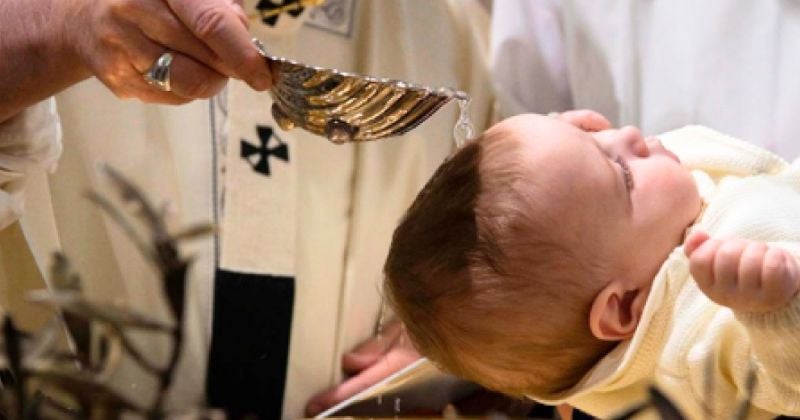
485, 115, 703, 288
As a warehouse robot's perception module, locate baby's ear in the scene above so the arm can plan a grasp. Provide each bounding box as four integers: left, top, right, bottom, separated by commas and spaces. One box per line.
588, 281, 649, 341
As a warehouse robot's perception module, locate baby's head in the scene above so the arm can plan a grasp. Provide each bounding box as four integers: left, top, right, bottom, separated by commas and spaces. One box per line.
384, 112, 702, 398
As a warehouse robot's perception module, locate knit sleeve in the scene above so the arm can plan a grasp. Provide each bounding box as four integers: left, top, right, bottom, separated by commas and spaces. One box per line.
0, 99, 62, 230
732, 295, 800, 413
730, 245, 800, 414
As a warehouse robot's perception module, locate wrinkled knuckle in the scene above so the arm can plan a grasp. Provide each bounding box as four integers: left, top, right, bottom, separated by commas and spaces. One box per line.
107, 0, 123, 15
193, 7, 229, 40
99, 37, 120, 53
161, 17, 184, 38
96, 24, 120, 49
108, 0, 134, 19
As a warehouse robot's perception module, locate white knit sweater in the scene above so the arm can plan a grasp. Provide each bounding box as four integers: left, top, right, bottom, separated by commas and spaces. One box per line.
533, 126, 800, 419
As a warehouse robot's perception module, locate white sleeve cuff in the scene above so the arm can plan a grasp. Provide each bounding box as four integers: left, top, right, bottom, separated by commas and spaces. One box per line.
0, 98, 63, 175
0, 98, 62, 229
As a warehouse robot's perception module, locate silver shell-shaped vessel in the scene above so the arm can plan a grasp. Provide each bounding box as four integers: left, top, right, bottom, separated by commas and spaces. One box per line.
255, 40, 467, 144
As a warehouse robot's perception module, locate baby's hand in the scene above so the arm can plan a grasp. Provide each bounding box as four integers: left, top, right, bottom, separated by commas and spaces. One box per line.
683, 230, 800, 313
553, 110, 612, 132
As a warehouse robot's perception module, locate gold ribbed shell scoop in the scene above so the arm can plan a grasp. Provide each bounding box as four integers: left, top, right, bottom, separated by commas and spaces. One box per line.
254, 39, 470, 144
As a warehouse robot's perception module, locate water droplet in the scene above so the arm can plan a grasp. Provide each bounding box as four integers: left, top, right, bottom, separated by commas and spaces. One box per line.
375, 292, 388, 339
453, 94, 475, 148
326, 118, 357, 144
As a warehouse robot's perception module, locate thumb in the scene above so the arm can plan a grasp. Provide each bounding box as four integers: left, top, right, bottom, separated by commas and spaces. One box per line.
305, 349, 421, 417
341, 341, 387, 375
683, 229, 710, 258
342, 324, 404, 374
227, 0, 249, 27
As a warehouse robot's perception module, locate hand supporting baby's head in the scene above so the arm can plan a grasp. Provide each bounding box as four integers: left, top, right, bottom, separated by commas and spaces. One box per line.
384, 112, 702, 398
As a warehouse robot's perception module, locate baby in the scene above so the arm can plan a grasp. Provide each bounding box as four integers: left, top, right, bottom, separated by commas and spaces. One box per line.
383, 111, 800, 418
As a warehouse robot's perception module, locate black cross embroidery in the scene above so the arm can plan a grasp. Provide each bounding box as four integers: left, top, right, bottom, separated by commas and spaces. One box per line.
256, 0, 307, 27
241, 125, 289, 176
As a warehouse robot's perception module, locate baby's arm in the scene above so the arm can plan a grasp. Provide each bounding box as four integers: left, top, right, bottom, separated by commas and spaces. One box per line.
683, 230, 800, 312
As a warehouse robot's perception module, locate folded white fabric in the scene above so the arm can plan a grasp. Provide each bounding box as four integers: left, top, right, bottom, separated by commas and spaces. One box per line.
0, 99, 62, 230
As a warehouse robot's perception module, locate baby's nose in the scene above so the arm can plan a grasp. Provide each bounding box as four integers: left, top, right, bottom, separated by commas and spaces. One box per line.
618, 126, 649, 158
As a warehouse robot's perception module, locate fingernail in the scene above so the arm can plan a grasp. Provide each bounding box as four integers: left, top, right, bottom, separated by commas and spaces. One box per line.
232, 3, 250, 28
232, 3, 246, 17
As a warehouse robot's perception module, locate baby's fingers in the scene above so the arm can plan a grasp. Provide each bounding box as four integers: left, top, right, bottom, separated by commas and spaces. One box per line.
688, 236, 723, 288
758, 248, 800, 309
558, 110, 612, 132
737, 241, 767, 294
684, 230, 710, 258
713, 239, 749, 292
